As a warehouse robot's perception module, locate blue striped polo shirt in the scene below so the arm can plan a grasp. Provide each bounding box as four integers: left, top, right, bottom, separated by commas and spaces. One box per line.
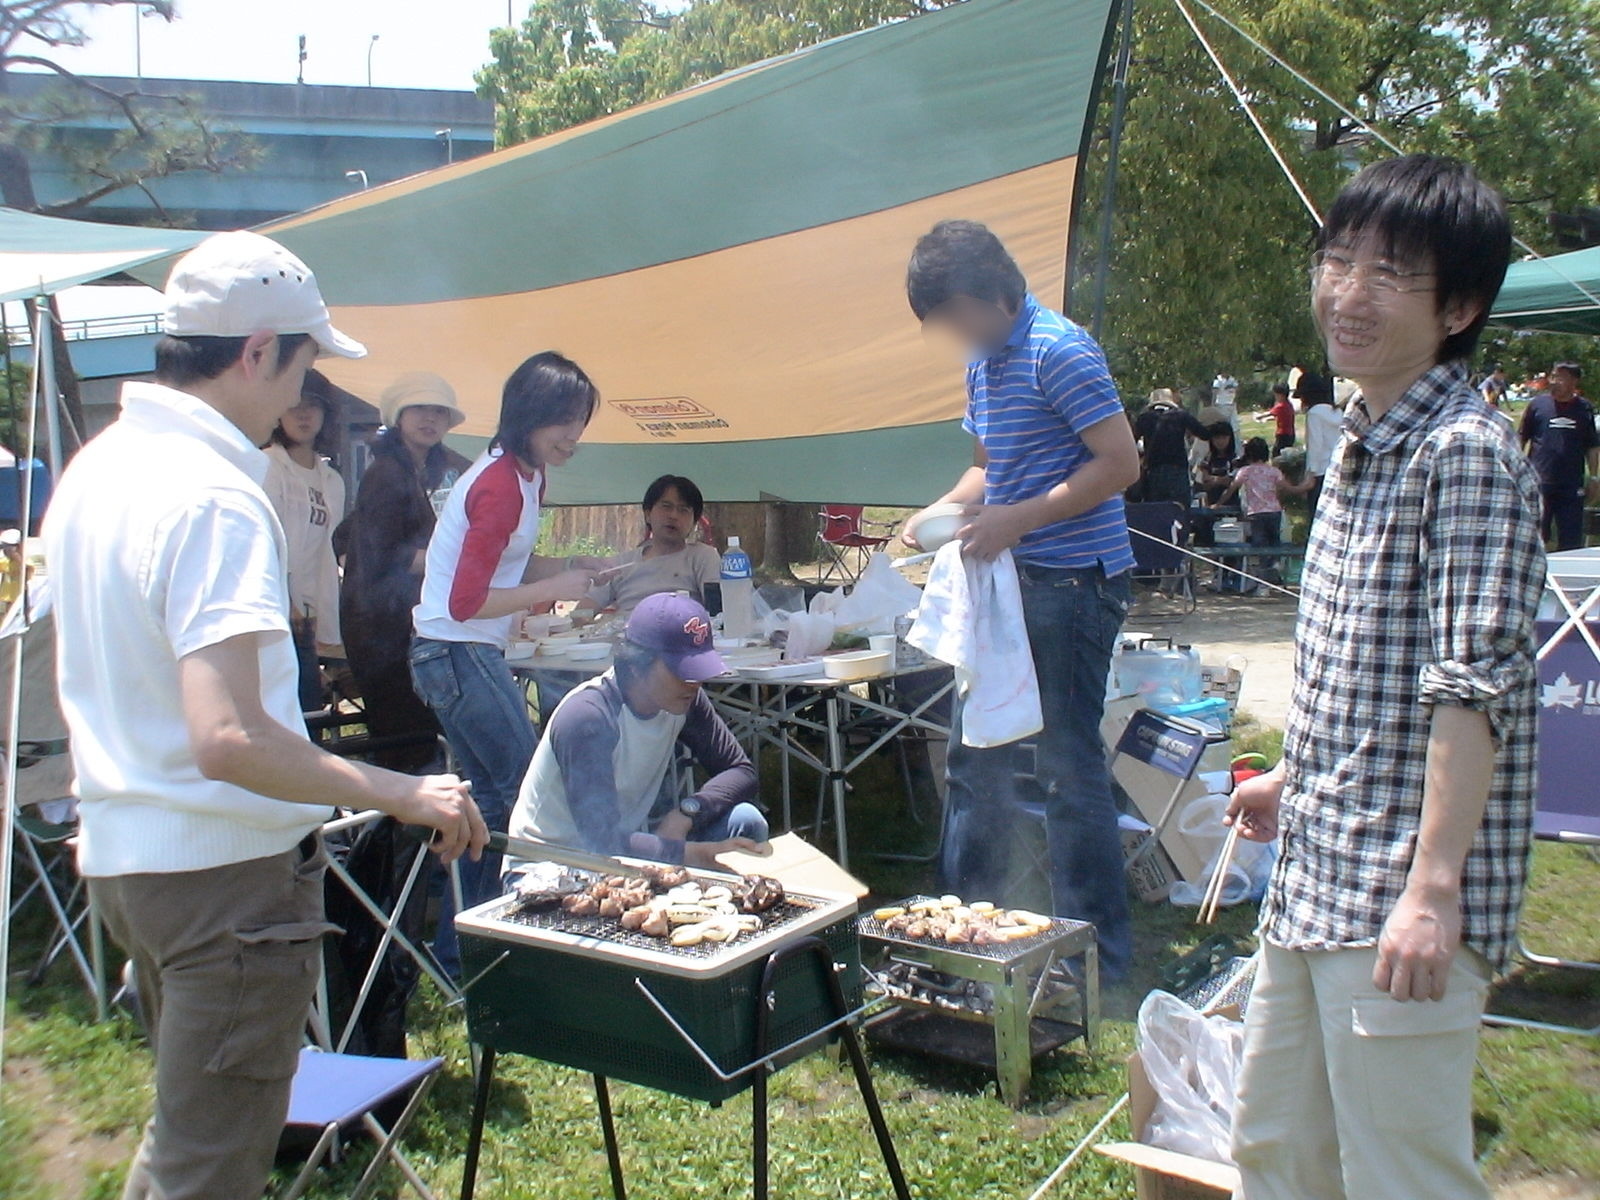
963, 294, 1135, 574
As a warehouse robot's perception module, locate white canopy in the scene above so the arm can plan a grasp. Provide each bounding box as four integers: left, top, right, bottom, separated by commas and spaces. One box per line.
0, 206, 206, 302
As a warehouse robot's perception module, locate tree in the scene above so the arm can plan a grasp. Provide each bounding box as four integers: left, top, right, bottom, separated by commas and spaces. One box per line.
0, 1, 260, 448
1068, 0, 1600, 400
482, 0, 1600, 415
477, 0, 959, 145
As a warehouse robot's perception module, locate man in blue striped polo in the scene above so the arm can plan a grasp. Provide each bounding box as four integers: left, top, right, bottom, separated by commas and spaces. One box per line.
903, 220, 1141, 979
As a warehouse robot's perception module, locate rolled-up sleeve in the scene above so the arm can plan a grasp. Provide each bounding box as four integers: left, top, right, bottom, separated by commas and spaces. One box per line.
1417, 432, 1545, 739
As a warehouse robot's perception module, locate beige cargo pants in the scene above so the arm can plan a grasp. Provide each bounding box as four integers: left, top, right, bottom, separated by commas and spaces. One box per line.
1230, 941, 1493, 1200
91, 837, 335, 1200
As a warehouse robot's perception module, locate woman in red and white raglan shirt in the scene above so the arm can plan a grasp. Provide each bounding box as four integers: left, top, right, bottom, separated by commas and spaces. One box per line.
409, 352, 607, 970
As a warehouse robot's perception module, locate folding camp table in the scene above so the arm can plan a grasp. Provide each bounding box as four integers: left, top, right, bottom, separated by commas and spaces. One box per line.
704, 654, 955, 871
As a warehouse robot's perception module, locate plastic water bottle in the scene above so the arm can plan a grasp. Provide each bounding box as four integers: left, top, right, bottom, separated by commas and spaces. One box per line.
428, 467, 461, 517
720, 536, 755, 639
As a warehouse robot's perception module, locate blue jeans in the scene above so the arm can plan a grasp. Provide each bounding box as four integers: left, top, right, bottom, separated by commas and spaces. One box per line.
1247, 511, 1283, 577
690, 802, 770, 846
408, 637, 536, 975
940, 564, 1132, 979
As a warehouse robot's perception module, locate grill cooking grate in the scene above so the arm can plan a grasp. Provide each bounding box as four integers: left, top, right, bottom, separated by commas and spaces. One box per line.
489, 894, 823, 961
856, 896, 1091, 962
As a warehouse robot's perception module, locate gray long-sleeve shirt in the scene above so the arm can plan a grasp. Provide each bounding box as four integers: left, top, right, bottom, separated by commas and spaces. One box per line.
507, 670, 755, 867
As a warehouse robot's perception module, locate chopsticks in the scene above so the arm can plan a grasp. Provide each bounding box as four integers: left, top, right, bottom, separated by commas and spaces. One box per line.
1196, 822, 1241, 925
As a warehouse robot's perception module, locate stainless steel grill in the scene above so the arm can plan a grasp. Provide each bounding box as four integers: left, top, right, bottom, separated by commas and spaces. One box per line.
859, 896, 1100, 1107
856, 895, 1086, 962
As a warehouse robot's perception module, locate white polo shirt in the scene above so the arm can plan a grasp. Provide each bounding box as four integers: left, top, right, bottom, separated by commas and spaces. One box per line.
44, 381, 330, 876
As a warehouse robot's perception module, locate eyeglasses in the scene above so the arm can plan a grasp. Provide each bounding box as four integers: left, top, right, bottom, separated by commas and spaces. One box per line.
1310, 250, 1436, 300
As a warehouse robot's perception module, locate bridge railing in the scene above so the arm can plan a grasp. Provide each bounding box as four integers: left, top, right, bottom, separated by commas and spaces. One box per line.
5, 311, 166, 348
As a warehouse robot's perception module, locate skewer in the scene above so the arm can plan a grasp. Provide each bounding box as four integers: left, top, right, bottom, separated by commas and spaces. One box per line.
1197, 822, 1242, 925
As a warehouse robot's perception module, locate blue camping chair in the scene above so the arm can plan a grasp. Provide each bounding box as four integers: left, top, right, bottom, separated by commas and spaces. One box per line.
280, 1049, 445, 1200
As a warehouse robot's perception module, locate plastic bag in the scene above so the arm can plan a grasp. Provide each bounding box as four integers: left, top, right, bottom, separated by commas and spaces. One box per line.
830, 553, 924, 634
1167, 793, 1276, 908
1137, 989, 1245, 1163
784, 610, 836, 660
753, 585, 807, 640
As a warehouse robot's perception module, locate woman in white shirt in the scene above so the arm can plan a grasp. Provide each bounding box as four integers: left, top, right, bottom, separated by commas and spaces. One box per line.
1300, 388, 1344, 519
263, 378, 345, 710
575, 474, 722, 622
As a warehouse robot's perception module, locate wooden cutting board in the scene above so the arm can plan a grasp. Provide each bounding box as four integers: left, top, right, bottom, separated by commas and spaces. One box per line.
714, 832, 869, 900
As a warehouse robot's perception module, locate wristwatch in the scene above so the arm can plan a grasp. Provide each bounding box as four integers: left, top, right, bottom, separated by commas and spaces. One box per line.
678, 796, 704, 818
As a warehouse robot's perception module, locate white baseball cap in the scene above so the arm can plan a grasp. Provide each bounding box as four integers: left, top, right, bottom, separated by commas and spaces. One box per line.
162, 230, 366, 360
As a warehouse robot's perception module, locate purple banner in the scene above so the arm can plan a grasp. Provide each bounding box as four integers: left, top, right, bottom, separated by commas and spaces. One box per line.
1535, 619, 1600, 840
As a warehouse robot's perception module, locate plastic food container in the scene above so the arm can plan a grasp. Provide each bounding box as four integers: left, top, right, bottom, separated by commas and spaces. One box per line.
823, 650, 893, 681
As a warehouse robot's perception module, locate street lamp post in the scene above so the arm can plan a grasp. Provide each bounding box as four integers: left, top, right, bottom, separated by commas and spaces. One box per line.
436, 128, 454, 164
345, 169, 369, 190
367, 34, 379, 87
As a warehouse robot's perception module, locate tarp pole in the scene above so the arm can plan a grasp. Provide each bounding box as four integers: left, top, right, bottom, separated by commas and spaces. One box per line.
37, 299, 62, 479
0, 298, 48, 1090
1090, 0, 1135, 340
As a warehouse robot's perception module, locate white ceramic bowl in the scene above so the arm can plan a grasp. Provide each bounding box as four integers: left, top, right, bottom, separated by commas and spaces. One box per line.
913, 503, 968, 552
823, 649, 893, 681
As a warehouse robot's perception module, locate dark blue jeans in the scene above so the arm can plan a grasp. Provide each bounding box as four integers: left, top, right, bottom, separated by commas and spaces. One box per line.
686, 802, 770, 845
940, 563, 1132, 979
408, 637, 536, 976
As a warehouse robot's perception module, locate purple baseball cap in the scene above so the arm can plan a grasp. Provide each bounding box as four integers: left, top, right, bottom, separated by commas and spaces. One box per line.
625, 592, 727, 682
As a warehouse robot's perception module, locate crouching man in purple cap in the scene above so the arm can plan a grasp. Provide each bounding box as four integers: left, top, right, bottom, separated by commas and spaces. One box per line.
505, 592, 769, 873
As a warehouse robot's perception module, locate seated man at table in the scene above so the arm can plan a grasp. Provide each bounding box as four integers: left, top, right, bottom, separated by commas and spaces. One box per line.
572, 474, 722, 623
506, 592, 769, 876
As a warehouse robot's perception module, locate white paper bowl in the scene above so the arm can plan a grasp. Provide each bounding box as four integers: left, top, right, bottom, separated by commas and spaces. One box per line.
913, 503, 968, 552
564, 642, 612, 661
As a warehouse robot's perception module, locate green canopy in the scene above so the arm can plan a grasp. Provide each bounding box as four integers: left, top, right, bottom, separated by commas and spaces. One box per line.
0, 206, 207, 302
1491, 246, 1600, 337
249, 0, 1120, 506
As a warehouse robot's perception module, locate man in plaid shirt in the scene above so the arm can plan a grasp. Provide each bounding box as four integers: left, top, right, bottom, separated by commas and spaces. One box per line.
1227, 156, 1544, 1200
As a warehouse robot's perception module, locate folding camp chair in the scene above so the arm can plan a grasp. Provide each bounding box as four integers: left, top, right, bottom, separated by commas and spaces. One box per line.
9, 793, 105, 1005
4, 606, 109, 1015
817, 505, 896, 584
280, 1048, 445, 1200
1481, 617, 1600, 1036
1124, 501, 1197, 614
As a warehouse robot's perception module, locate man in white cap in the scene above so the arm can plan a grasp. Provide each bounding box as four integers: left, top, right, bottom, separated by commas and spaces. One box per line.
44, 231, 488, 1200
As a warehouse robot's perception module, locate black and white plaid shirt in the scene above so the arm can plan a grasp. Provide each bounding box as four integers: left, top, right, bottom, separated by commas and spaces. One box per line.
1264, 361, 1545, 972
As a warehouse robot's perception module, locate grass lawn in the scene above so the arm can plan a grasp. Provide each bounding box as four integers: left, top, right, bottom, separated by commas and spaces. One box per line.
4, 736, 1598, 1199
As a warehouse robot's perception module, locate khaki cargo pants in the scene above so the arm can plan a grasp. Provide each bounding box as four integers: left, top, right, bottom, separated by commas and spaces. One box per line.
1230, 941, 1493, 1200
91, 837, 335, 1200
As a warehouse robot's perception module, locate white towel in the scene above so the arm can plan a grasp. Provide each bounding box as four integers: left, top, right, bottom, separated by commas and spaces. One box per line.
907, 542, 1042, 748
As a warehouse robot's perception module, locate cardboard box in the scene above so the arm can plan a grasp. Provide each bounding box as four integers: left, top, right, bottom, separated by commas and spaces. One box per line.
1096, 1051, 1242, 1199
1111, 714, 1217, 884
1120, 821, 1181, 903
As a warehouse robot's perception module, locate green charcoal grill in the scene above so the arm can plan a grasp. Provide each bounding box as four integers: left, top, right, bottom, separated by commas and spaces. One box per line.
452, 877, 909, 1200
456, 890, 861, 1103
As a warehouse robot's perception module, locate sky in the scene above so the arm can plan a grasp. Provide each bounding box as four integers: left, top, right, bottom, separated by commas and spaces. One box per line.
35, 0, 520, 92
7, 1, 524, 322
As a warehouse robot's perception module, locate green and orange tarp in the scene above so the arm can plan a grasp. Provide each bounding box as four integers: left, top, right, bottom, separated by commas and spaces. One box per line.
262, 0, 1120, 505
1491, 246, 1600, 338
